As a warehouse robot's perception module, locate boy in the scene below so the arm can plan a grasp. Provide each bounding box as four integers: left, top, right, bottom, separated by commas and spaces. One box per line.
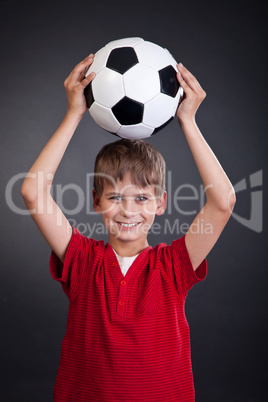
21, 54, 236, 401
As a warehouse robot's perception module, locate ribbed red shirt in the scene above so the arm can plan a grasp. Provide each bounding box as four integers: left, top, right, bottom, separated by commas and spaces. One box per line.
50, 227, 207, 401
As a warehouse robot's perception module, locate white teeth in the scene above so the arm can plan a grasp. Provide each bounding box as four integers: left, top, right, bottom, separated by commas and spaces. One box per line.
119, 223, 137, 227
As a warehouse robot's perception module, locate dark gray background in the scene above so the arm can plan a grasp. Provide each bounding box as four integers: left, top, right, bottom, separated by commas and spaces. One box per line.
0, 0, 267, 400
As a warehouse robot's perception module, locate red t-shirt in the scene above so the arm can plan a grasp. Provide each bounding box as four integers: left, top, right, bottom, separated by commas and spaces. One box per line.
50, 227, 207, 402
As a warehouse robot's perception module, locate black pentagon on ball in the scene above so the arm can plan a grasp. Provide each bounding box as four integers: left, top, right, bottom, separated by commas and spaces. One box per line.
112, 97, 144, 125
159, 65, 180, 98
84, 81, 94, 108
106, 47, 139, 74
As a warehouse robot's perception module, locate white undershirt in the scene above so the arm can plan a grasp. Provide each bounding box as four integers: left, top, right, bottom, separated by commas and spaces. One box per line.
113, 249, 139, 276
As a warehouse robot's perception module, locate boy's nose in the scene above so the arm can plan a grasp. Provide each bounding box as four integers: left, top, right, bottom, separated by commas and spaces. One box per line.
120, 199, 139, 217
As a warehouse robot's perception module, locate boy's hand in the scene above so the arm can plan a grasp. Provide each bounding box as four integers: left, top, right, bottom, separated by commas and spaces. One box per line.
176, 63, 206, 124
64, 55, 95, 117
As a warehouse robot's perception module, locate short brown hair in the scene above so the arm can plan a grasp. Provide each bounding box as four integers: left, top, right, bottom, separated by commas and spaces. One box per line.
94, 139, 166, 197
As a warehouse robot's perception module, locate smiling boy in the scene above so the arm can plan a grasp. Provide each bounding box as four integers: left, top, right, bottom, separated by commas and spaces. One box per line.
92, 138, 167, 257
21, 54, 235, 401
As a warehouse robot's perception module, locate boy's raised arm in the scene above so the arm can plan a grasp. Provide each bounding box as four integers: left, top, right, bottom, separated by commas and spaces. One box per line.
176, 63, 236, 270
21, 55, 95, 263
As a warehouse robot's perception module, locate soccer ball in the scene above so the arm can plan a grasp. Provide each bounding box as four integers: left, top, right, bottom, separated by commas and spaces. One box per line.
84, 37, 183, 139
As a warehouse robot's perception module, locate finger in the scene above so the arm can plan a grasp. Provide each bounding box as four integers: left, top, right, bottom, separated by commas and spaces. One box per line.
80, 71, 96, 89
176, 71, 190, 92
72, 55, 94, 80
79, 54, 94, 66
177, 63, 201, 92
80, 54, 94, 75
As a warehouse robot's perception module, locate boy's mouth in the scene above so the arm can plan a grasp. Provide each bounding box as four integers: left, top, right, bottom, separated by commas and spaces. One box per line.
116, 222, 141, 230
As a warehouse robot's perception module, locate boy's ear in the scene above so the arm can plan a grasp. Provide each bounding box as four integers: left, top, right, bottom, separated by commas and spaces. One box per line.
92, 189, 102, 214
156, 191, 167, 216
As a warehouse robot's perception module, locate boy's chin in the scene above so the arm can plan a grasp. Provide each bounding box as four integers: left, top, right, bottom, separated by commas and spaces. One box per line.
109, 230, 142, 241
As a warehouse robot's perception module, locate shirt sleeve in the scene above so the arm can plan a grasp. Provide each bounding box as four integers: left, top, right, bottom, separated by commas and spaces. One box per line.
161, 235, 207, 297
49, 226, 99, 300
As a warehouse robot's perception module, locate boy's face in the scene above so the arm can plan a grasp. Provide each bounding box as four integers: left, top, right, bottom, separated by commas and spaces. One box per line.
93, 172, 166, 252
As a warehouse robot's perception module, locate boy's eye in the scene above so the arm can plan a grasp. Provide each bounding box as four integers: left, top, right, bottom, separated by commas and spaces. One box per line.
109, 196, 122, 201
108, 195, 150, 202
136, 196, 148, 202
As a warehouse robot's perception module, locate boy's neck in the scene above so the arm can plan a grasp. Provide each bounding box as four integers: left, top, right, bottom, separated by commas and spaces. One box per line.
108, 236, 149, 257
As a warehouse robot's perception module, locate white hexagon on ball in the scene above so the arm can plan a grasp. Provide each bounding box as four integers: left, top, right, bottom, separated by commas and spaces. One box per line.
106, 37, 143, 50
89, 103, 121, 133
117, 124, 154, 139
134, 41, 173, 71
123, 64, 160, 104
92, 67, 124, 108
143, 93, 176, 128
